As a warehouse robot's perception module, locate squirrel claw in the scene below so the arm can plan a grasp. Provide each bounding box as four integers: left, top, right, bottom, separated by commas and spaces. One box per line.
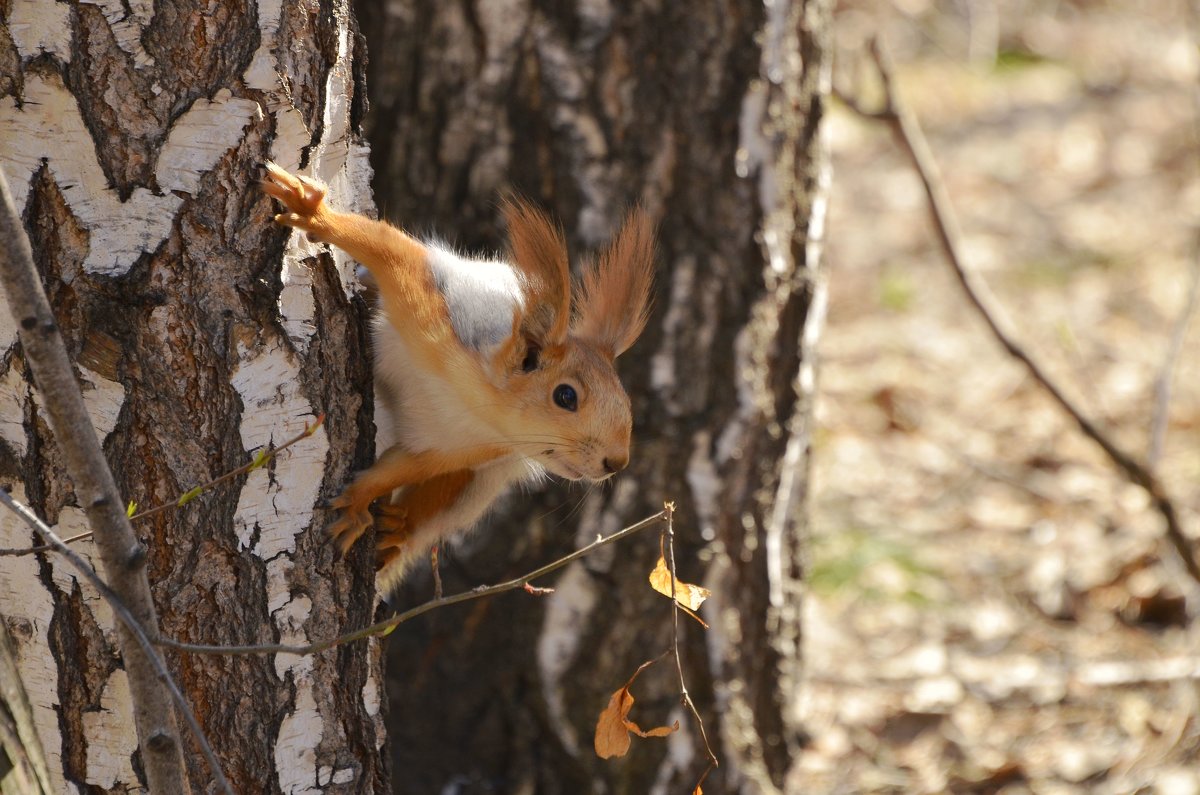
328, 494, 372, 554
375, 504, 410, 550
261, 163, 328, 231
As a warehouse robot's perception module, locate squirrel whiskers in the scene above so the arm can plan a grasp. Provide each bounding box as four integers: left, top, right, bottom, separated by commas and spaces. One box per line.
262, 164, 654, 594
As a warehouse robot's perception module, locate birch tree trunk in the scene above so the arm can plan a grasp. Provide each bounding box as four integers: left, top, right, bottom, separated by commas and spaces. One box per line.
357, 1, 829, 792
0, 2, 386, 792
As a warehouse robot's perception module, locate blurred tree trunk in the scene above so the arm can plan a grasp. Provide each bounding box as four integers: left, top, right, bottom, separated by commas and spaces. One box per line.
357, 1, 829, 792
0, 2, 386, 792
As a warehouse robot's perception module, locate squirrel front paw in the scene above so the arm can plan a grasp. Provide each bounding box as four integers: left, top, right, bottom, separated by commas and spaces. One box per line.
261, 162, 331, 240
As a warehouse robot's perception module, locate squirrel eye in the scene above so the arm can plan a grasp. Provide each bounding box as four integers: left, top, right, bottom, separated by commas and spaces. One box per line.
552, 384, 578, 412
521, 343, 541, 373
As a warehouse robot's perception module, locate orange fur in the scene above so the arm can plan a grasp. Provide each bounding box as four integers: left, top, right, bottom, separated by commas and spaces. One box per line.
374, 470, 475, 569
328, 444, 507, 554
262, 164, 657, 594
501, 197, 571, 345
261, 163, 457, 379
378, 470, 475, 547
574, 209, 656, 358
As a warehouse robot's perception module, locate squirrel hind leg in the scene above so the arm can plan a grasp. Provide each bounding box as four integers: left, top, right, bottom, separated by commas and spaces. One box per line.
375, 522, 448, 596
372, 469, 477, 595
374, 502, 412, 562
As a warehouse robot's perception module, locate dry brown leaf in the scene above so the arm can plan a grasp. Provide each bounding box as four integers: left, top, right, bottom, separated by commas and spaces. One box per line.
649, 555, 711, 611
594, 658, 680, 759
595, 687, 635, 759
633, 722, 678, 738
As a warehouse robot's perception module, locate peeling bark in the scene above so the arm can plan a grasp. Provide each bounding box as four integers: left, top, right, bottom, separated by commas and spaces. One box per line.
358, 0, 829, 792
0, 2, 385, 792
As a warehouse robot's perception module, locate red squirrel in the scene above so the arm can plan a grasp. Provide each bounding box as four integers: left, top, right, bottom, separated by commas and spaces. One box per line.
262, 164, 654, 593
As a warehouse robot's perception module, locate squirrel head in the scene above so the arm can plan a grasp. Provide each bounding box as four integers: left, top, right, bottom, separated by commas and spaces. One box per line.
492, 199, 655, 481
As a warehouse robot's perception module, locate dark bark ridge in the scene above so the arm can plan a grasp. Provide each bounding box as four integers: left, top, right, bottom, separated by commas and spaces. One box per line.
359, 0, 828, 791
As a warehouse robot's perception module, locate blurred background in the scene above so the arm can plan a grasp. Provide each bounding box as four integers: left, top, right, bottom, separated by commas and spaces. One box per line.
803, 0, 1200, 791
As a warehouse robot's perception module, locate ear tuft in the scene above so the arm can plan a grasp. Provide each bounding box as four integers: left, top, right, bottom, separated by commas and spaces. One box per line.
502, 196, 571, 346
574, 208, 656, 358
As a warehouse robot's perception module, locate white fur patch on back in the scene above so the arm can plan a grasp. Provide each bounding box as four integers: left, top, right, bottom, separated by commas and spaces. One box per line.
424, 242, 523, 353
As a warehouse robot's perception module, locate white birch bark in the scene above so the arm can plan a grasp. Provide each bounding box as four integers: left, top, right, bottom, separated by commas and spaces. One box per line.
0, 1, 384, 790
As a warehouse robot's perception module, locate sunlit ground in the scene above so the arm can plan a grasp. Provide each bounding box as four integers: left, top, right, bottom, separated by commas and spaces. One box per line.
800, 0, 1200, 791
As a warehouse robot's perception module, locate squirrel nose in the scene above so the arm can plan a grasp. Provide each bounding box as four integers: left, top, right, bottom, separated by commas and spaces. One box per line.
602, 455, 628, 474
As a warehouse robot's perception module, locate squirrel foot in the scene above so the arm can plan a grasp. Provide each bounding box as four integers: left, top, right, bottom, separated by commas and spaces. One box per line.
261, 162, 330, 239
327, 491, 372, 555
374, 503, 410, 548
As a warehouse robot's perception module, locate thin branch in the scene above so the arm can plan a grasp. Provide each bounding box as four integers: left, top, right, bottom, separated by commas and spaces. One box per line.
159, 510, 669, 657
1151, 0, 1200, 470
1149, 254, 1200, 467
131, 414, 325, 524
0, 529, 93, 557
843, 38, 1200, 586
10, 416, 328, 553
0, 167, 199, 791
664, 501, 719, 780
430, 543, 443, 600
0, 491, 233, 795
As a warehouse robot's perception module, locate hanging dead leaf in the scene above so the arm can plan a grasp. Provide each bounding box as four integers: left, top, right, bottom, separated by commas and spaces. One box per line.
594, 657, 680, 759
649, 556, 711, 611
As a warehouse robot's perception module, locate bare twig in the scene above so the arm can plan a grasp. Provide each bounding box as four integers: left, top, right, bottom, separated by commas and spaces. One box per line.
12, 416, 328, 553
1154, 0, 1200, 469
430, 543, 443, 600
159, 510, 668, 656
1149, 255, 1200, 467
0, 491, 232, 795
131, 414, 325, 524
0, 529, 93, 557
0, 168, 200, 791
664, 502, 719, 783
843, 38, 1200, 585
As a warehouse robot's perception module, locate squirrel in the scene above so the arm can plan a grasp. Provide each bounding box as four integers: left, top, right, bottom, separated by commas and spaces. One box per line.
261, 164, 655, 594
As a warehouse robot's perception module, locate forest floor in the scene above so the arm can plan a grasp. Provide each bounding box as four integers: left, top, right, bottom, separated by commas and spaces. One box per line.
796, 1, 1200, 792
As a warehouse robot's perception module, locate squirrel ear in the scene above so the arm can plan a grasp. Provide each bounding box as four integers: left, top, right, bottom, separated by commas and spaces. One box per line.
574, 208, 655, 359
502, 196, 571, 347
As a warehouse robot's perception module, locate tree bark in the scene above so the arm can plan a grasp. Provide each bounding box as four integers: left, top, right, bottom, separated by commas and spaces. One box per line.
357, 1, 829, 792
0, 2, 386, 792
